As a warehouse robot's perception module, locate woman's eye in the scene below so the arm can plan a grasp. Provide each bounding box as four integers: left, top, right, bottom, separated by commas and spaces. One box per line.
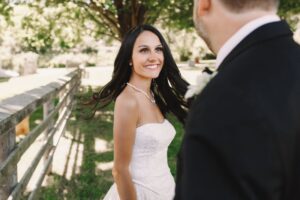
156, 47, 163, 52
140, 48, 149, 53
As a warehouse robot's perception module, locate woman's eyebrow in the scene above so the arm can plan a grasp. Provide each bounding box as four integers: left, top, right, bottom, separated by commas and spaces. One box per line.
138, 45, 149, 48
138, 44, 162, 48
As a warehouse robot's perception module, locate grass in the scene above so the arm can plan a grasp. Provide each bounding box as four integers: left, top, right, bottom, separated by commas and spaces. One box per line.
29, 98, 59, 131
0, 77, 10, 83
167, 115, 184, 177
33, 87, 184, 199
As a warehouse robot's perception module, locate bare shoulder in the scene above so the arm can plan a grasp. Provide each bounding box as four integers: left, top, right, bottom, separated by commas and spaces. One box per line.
114, 87, 138, 117
115, 87, 138, 109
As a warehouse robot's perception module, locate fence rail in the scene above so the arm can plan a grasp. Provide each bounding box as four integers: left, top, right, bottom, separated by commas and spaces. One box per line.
0, 68, 81, 200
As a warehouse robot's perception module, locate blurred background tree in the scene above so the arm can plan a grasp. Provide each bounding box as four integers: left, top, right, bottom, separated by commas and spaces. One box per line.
279, 0, 300, 29
0, 0, 299, 69
37, 0, 193, 41
0, 0, 193, 55
0, 2, 12, 22
279, 0, 300, 15
9, 0, 300, 54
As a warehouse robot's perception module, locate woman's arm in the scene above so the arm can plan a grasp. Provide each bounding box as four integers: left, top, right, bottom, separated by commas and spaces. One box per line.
112, 93, 138, 200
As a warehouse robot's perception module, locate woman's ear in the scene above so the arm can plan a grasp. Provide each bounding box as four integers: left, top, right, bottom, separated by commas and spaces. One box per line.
197, 0, 211, 16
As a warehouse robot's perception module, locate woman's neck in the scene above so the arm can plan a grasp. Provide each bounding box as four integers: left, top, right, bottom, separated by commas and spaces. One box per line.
128, 77, 152, 95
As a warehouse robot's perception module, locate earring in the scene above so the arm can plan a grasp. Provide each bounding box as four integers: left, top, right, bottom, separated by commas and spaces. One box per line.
129, 62, 132, 66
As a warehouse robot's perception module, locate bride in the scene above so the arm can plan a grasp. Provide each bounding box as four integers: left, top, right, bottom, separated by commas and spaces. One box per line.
93, 24, 190, 200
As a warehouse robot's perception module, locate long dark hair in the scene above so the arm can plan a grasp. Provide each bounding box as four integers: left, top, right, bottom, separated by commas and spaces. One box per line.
92, 24, 190, 124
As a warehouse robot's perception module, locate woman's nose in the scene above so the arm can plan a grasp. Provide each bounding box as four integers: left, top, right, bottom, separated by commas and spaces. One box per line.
148, 50, 159, 61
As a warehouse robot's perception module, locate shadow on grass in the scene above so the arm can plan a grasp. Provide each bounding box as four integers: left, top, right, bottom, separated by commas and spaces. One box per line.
34, 88, 115, 200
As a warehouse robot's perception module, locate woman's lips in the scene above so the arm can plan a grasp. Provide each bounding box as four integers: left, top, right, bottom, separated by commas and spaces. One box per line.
145, 64, 159, 69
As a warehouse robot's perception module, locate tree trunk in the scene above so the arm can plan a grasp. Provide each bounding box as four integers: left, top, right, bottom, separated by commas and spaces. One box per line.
115, 0, 147, 39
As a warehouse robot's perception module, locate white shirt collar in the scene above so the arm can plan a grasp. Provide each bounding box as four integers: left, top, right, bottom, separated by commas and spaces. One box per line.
216, 15, 280, 68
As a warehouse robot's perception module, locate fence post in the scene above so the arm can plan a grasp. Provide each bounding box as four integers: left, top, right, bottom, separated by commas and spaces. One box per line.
43, 100, 54, 173
0, 127, 17, 199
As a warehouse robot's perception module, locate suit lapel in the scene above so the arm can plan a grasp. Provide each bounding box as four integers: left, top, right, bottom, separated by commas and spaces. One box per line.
218, 21, 293, 72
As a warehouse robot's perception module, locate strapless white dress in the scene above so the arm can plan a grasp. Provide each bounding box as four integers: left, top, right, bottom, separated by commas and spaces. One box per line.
103, 119, 176, 200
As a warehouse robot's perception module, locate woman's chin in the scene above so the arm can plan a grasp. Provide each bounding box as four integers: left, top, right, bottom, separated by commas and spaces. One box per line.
149, 71, 161, 79
141, 69, 161, 79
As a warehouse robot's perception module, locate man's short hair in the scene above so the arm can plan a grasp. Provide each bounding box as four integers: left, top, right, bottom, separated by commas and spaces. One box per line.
219, 0, 279, 12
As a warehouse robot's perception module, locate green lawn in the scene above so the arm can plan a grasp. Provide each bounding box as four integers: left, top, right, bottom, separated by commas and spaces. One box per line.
37, 87, 184, 200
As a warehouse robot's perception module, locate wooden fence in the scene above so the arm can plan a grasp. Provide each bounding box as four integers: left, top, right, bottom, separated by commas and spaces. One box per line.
0, 68, 81, 200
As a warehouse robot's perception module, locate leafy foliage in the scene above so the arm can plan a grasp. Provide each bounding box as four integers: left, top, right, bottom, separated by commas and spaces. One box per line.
19, 3, 96, 54
22, 0, 194, 41
279, 0, 300, 14
160, 0, 193, 30
0, 2, 12, 22
2, 0, 299, 55
279, 0, 300, 29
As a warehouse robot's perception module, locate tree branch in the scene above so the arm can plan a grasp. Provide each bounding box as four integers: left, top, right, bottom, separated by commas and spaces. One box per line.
75, 0, 121, 39
114, 0, 127, 35
82, 6, 120, 41
89, 0, 120, 33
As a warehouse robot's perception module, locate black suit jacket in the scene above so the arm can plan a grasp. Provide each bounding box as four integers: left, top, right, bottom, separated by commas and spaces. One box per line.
175, 21, 300, 200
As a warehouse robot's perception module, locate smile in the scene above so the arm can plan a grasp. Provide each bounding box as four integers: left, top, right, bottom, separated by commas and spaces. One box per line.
145, 64, 159, 69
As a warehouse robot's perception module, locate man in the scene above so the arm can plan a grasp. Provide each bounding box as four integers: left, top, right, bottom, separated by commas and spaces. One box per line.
175, 0, 300, 199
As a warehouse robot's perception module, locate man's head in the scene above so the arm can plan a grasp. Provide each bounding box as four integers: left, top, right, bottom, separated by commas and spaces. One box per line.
193, 0, 279, 53
215, 0, 279, 13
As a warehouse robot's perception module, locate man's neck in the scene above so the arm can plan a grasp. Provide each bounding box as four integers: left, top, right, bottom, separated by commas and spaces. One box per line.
211, 10, 278, 54
215, 13, 280, 67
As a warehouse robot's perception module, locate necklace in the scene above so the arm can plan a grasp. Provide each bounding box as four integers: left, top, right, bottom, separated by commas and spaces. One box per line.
126, 82, 156, 104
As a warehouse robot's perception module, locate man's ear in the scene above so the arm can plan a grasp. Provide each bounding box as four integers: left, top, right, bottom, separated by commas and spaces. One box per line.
197, 0, 211, 16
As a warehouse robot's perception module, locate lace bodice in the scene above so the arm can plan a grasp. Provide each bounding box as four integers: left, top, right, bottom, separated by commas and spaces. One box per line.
129, 119, 176, 179
103, 119, 176, 200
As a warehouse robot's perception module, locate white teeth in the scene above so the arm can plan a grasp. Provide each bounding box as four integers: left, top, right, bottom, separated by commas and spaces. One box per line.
146, 65, 158, 69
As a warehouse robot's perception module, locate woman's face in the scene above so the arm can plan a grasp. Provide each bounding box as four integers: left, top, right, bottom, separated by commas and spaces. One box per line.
131, 31, 164, 79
